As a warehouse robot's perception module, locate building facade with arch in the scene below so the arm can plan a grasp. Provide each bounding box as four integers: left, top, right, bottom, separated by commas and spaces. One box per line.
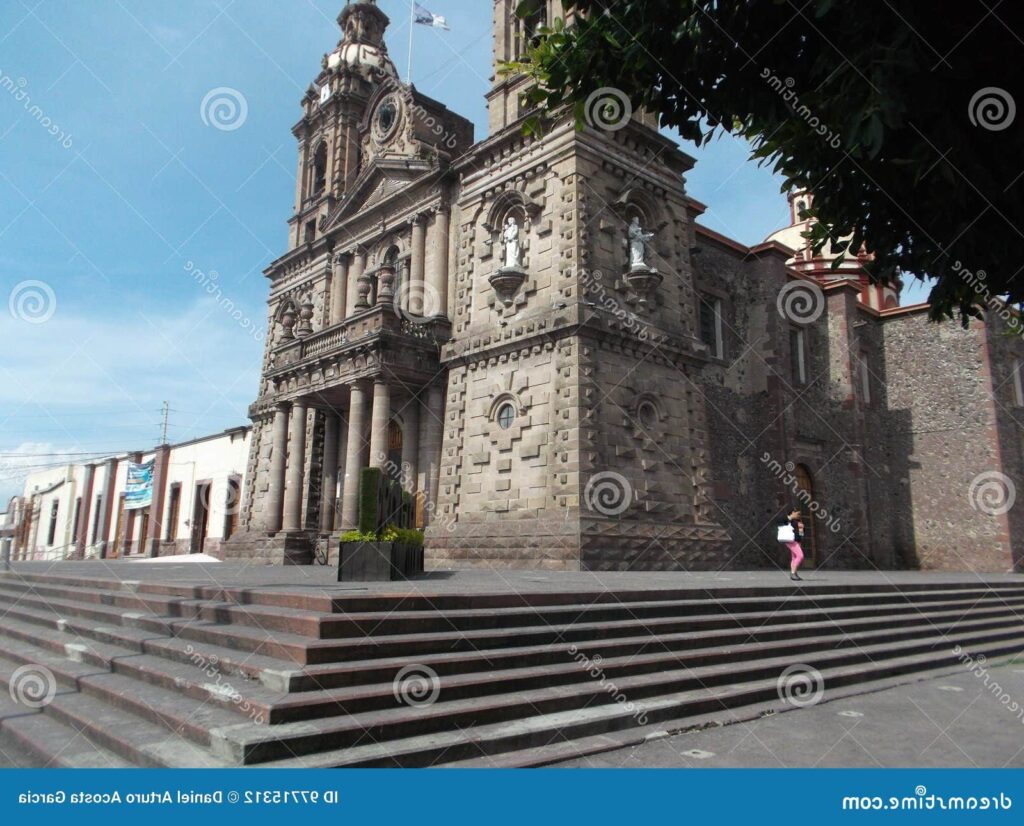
223, 1, 1024, 573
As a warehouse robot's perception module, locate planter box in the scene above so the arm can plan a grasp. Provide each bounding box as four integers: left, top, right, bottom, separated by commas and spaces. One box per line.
338, 541, 424, 582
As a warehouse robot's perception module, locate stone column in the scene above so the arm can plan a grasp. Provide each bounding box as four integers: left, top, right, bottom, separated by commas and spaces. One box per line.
319, 414, 341, 534
330, 252, 349, 324
144, 444, 171, 557
341, 383, 370, 529
401, 398, 420, 495
75, 463, 96, 557
369, 378, 391, 470
347, 249, 366, 316
428, 207, 450, 317
410, 214, 426, 315
265, 403, 290, 534
282, 400, 307, 533
418, 385, 445, 525
97, 457, 119, 559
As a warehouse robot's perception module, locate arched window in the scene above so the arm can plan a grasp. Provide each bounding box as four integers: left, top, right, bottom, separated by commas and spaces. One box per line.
519, 1, 547, 55
636, 400, 658, 431
311, 142, 327, 196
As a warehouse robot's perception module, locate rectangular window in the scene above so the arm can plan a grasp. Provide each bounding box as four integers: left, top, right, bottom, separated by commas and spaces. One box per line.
1013, 359, 1024, 407
698, 295, 723, 359
789, 327, 807, 386
90, 495, 102, 544
165, 484, 181, 541
71, 497, 82, 543
860, 353, 872, 404
47, 500, 59, 546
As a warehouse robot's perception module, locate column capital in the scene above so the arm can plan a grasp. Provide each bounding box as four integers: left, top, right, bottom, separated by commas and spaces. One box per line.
408, 212, 427, 228
333, 250, 352, 266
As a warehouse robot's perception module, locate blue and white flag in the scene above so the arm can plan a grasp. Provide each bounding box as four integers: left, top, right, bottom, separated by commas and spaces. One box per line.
414, 3, 449, 30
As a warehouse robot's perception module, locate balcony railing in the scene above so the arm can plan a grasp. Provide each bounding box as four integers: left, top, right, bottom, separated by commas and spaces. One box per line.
272, 307, 450, 371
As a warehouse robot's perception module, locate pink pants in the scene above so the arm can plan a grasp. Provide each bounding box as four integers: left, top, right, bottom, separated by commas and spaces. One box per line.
784, 541, 804, 569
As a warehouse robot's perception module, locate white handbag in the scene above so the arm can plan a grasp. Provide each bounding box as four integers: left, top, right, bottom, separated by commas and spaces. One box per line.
777, 524, 795, 543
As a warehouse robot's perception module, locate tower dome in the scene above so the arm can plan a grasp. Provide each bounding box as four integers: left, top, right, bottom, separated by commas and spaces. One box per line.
328, 0, 397, 79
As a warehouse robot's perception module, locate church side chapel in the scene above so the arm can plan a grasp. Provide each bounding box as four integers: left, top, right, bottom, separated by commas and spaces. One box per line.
226, 0, 1024, 574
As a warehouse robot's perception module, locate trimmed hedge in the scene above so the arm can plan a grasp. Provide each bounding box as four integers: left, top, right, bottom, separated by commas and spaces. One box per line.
353, 467, 415, 536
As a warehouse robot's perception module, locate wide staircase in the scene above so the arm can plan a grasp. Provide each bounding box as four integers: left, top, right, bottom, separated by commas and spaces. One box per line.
0, 569, 1022, 768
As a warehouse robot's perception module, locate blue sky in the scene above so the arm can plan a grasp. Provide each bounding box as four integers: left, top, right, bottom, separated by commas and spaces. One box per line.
0, 0, 929, 503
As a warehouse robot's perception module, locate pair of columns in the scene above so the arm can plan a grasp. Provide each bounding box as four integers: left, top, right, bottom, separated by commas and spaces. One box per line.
327, 210, 450, 326
265, 399, 308, 535
264, 381, 445, 536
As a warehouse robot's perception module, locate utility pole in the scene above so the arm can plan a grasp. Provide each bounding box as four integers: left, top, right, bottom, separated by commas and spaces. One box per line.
159, 401, 170, 446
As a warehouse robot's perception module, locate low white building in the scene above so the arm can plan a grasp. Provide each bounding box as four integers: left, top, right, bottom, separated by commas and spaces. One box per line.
11, 427, 251, 562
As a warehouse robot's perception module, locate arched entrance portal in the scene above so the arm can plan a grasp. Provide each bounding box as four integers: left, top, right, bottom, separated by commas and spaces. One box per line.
793, 464, 817, 567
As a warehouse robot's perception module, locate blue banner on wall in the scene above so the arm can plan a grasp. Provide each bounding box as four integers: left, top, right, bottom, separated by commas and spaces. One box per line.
0, 769, 1019, 825
124, 460, 154, 511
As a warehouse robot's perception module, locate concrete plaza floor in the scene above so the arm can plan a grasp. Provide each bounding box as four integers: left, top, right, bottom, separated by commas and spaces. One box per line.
4, 560, 1021, 597
555, 661, 1024, 768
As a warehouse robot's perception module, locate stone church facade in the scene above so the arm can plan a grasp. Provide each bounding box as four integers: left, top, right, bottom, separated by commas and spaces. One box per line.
225, 0, 1024, 573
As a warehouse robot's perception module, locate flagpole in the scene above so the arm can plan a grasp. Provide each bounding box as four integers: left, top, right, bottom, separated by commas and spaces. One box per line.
407, 0, 414, 84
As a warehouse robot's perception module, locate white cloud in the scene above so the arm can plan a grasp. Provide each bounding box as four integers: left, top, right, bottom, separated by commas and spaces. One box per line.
0, 295, 263, 501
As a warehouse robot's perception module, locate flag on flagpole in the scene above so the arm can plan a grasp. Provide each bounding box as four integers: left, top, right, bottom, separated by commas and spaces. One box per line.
414, 3, 450, 30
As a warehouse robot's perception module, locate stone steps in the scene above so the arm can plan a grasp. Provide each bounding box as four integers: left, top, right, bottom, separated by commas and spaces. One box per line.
0, 692, 133, 768
3, 589, 1019, 727
1, 568, 1022, 767
258, 633, 1024, 768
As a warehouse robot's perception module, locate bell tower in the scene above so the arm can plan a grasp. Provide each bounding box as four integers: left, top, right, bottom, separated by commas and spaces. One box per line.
487, 1, 565, 135
288, 0, 397, 249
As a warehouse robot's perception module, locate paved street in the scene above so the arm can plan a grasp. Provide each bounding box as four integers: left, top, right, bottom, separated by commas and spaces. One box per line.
555, 661, 1024, 768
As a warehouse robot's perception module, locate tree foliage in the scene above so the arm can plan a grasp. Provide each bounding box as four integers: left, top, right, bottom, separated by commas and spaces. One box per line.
512, 0, 1024, 324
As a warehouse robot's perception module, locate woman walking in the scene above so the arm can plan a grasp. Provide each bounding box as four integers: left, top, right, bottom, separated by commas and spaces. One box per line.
777, 507, 806, 581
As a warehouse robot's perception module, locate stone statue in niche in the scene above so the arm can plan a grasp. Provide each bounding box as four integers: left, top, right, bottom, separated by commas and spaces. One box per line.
627, 216, 655, 270
490, 214, 528, 308
502, 216, 522, 269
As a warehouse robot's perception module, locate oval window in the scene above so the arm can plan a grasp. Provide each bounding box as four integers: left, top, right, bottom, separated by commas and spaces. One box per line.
496, 403, 516, 430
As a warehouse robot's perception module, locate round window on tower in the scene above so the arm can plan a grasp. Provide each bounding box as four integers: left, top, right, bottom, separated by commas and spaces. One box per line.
374, 96, 399, 141
496, 403, 516, 430
637, 401, 658, 430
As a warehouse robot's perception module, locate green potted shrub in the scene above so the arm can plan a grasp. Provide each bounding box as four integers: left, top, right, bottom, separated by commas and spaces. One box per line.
337, 468, 424, 581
